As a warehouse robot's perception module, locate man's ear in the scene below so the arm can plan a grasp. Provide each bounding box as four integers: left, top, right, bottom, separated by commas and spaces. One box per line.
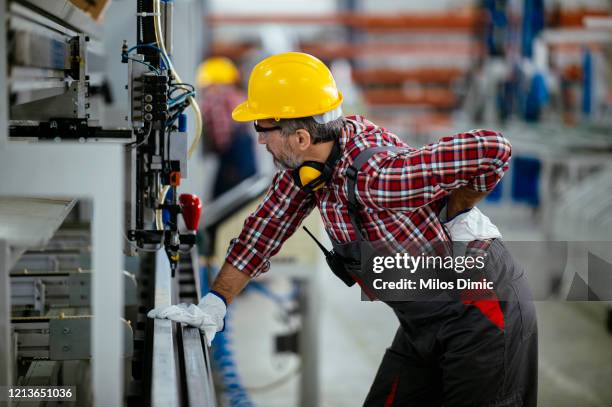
294, 129, 312, 151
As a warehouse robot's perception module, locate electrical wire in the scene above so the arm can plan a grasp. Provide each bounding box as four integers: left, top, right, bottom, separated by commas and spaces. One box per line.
169, 87, 193, 98
127, 122, 153, 149
171, 82, 195, 91
166, 100, 190, 127
152, 0, 202, 159
127, 57, 160, 74
169, 91, 195, 106
127, 43, 170, 67
155, 185, 170, 230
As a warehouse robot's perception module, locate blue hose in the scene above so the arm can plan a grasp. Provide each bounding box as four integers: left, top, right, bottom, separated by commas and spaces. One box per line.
200, 265, 254, 407
211, 311, 254, 407
200, 267, 300, 406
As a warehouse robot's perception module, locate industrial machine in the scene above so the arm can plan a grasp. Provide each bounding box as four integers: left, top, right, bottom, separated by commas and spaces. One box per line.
2, 0, 215, 405
7, 0, 202, 273
121, 0, 203, 274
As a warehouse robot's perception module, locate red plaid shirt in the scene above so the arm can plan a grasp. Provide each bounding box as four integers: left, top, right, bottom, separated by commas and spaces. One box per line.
225, 115, 511, 277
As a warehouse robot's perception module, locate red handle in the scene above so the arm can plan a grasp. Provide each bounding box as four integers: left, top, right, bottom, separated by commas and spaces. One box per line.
179, 194, 202, 231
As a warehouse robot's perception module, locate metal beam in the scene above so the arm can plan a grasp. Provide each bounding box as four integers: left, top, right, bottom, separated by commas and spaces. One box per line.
0, 144, 125, 407
0, 0, 7, 149
181, 327, 215, 406
151, 250, 180, 407
0, 239, 13, 391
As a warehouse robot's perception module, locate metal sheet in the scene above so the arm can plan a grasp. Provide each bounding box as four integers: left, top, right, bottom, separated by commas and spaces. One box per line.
67, 272, 90, 307
181, 327, 216, 407
10, 279, 44, 313
0, 198, 76, 253
169, 131, 188, 177
0, 0, 7, 149
12, 321, 50, 359
151, 250, 179, 407
11, 29, 69, 70
0, 239, 13, 389
0, 143, 126, 406
45, 317, 133, 360
14, 250, 90, 272
11, 0, 103, 38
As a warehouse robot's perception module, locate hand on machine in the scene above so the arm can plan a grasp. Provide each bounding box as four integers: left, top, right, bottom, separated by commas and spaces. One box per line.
148, 291, 227, 346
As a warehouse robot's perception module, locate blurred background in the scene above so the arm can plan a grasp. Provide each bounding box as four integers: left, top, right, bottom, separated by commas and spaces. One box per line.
1, 0, 612, 406
194, 2, 612, 404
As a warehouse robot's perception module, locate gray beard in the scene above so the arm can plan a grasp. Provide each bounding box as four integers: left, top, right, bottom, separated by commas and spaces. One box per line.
271, 149, 302, 170
273, 158, 289, 170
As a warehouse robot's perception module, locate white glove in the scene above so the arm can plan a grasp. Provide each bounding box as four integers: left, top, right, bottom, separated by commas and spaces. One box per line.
444, 206, 502, 241
147, 292, 227, 346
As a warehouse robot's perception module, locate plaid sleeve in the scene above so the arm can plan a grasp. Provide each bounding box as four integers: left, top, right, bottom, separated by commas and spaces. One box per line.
225, 171, 315, 277
356, 130, 511, 211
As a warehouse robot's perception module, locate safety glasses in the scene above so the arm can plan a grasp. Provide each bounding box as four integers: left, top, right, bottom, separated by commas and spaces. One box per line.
254, 121, 282, 134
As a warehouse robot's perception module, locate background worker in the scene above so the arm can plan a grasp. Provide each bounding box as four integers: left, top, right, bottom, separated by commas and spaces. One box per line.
197, 56, 257, 198
150, 52, 537, 406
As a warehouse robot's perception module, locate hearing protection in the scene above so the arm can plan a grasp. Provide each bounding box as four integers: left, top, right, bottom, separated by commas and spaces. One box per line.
292, 142, 341, 193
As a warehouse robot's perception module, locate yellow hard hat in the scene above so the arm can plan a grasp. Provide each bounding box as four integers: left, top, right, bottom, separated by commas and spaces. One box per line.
232, 52, 343, 122
196, 57, 239, 88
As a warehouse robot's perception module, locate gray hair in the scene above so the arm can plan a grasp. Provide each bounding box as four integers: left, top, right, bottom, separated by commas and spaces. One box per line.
278, 116, 345, 144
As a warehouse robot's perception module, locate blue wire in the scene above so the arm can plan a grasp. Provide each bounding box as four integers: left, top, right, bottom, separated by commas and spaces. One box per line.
169, 91, 195, 107
127, 57, 160, 74
126, 43, 170, 68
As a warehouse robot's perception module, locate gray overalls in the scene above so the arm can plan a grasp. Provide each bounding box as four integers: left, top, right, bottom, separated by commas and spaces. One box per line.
323, 146, 538, 407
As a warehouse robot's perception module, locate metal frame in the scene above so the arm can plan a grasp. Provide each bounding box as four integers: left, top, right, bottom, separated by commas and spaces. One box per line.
2, 2, 215, 406
12, 0, 104, 39
152, 246, 217, 406
0, 240, 11, 388
0, 145, 125, 406
2, 2, 125, 405
151, 250, 180, 406
181, 327, 216, 406
181, 247, 216, 406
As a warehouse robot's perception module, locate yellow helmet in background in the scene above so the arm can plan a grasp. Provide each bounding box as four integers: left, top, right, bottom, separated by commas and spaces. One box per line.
196, 57, 240, 88
232, 52, 343, 122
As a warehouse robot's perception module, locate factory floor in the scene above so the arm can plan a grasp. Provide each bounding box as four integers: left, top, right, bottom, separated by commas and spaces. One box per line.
225, 203, 612, 407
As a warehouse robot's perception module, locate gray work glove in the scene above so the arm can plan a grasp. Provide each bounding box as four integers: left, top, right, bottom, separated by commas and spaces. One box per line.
147, 291, 227, 346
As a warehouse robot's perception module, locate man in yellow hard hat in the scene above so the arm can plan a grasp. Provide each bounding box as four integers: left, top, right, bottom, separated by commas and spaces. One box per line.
151, 52, 537, 406
197, 56, 256, 198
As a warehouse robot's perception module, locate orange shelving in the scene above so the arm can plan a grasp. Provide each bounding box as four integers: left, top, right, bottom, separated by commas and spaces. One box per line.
207, 10, 484, 32
363, 88, 457, 109
206, 8, 482, 135
352, 68, 464, 85
549, 9, 610, 27
300, 41, 482, 59
209, 42, 256, 59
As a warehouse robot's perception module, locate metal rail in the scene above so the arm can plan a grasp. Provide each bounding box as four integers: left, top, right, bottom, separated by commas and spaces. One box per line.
151, 248, 216, 407
151, 250, 180, 407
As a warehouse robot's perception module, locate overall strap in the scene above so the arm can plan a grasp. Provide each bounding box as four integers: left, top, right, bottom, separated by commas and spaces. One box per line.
344, 145, 406, 241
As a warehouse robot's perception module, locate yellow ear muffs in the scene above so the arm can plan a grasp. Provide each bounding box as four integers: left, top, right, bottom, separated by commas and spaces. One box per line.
292, 142, 341, 193
299, 166, 325, 189
293, 162, 326, 193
